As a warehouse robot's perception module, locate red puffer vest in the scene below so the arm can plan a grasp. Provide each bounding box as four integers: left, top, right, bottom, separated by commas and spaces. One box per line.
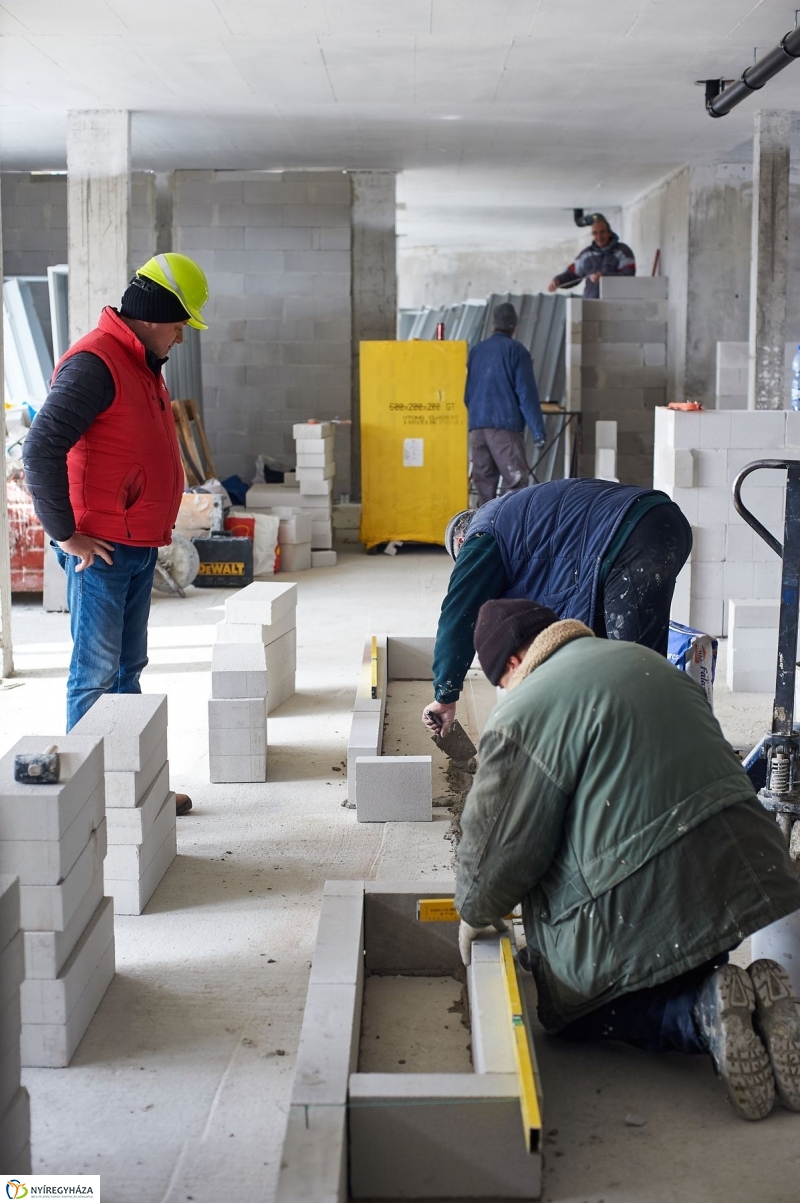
58, 308, 184, 547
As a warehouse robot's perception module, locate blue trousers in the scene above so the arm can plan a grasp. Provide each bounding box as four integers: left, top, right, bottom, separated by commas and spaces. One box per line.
556, 955, 728, 1054
56, 543, 158, 732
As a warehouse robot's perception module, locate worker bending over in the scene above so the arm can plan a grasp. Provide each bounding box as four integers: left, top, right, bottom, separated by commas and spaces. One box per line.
463, 302, 546, 507
457, 598, 800, 1122
547, 216, 635, 299
423, 479, 690, 736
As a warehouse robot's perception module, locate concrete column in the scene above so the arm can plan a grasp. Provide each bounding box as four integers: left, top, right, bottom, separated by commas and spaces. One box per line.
154, 172, 174, 255
0, 178, 16, 677
67, 110, 131, 342
748, 109, 791, 411
350, 171, 397, 500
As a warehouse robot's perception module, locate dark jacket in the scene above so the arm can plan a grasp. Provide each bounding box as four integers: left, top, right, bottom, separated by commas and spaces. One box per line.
556, 232, 635, 299
23, 312, 174, 543
464, 332, 545, 441
455, 626, 800, 1030
432, 481, 663, 702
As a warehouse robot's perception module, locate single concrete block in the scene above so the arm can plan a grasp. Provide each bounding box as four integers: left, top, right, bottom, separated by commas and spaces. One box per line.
468, 938, 516, 1075
24, 869, 104, 980
106, 761, 170, 845
0, 932, 24, 1010
104, 794, 176, 882
0, 1088, 30, 1169
277, 512, 313, 544
71, 694, 167, 772
209, 753, 267, 784
0, 1031, 22, 1117
297, 452, 335, 469
355, 756, 432, 823
729, 410, 786, 451
280, 541, 312, 572
0, 994, 20, 1065
295, 435, 334, 457
311, 550, 337, 568
599, 275, 668, 300
0, 875, 21, 958
0, 737, 104, 841
20, 820, 107, 932
274, 1103, 347, 1203
346, 712, 383, 799
308, 892, 364, 987
0, 780, 104, 885
386, 635, 436, 681
299, 478, 333, 497
21, 897, 113, 1025
211, 642, 269, 699
265, 675, 295, 713
215, 610, 296, 647
291, 982, 361, 1106
349, 1073, 541, 1199
594, 447, 617, 481
20, 938, 115, 1067
296, 463, 336, 482
311, 521, 333, 550
363, 881, 459, 975
209, 696, 268, 730
729, 599, 780, 629
208, 722, 267, 758
106, 821, 177, 916
293, 421, 333, 440
104, 733, 168, 808
594, 419, 617, 450
224, 580, 298, 626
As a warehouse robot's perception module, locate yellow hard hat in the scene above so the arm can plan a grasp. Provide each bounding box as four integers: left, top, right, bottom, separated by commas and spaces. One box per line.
135, 253, 209, 331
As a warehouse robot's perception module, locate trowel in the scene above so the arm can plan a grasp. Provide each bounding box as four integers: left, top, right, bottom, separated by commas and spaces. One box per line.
428, 717, 477, 767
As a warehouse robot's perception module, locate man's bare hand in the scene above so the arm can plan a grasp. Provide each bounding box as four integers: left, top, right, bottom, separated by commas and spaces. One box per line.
589, 271, 602, 283
57, 534, 115, 573
422, 700, 457, 737
547, 279, 559, 293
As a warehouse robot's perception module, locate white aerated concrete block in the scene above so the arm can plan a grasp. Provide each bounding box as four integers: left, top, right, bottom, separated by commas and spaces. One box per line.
106, 821, 177, 916
104, 794, 176, 882
295, 435, 334, 457
21, 939, 115, 1067
209, 753, 267, 783
0, 781, 104, 885
296, 463, 336, 482
297, 452, 336, 470
0, 932, 24, 1007
71, 694, 167, 772
311, 551, 337, 568
211, 641, 269, 699
292, 982, 361, 1106
20, 821, 106, 932
275, 1104, 347, 1203
293, 422, 333, 440
104, 733, 168, 808
594, 447, 617, 480
0, 875, 21, 957
595, 419, 617, 450
20, 897, 113, 1025
299, 478, 333, 497
280, 541, 312, 571
386, 635, 435, 680
224, 580, 297, 626
600, 275, 668, 300
355, 756, 432, 823
215, 609, 295, 647
0, 737, 103, 841
24, 869, 104, 979
727, 599, 781, 692
311, 520, 333, 549
276, 512, 313, 544
106, 762, 170, 845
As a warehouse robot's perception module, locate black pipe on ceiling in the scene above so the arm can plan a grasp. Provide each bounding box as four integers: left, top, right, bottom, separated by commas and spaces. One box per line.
707, 25, 800, 117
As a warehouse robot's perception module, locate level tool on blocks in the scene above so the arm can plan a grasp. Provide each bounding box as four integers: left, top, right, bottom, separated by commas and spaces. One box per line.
370, 635, 378, 699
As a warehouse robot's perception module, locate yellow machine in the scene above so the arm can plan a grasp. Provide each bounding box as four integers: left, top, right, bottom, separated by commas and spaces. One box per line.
359, 341, 468, 548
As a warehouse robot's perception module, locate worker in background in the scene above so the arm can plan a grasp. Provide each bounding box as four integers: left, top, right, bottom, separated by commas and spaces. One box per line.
456, 597, 800, 1122
464, 302, 546, 507
547, 216, 635, 300
22, 253, 209, 817
422, 479, 690, 736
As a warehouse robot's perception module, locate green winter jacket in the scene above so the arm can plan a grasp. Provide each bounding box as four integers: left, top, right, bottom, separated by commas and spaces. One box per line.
455, 623, 800, 1032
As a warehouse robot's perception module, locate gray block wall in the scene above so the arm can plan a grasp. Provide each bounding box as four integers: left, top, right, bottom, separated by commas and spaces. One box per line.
172, 170, 354, 486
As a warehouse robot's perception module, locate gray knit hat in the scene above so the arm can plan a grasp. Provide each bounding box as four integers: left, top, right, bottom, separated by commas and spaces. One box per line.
444, 509, 476, 559
474, 599, 559, 685
493, 302, 518, 332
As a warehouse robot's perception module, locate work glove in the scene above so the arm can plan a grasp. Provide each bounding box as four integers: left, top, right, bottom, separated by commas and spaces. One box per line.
458, 918, 508, 967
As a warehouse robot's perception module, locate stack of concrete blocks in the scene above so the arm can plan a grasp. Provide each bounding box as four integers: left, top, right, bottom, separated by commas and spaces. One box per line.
73, 695, 176, 916
716, 341, 798, 411
294, 422, 338, 568
594, 420, 618, 481
275, 880, 541, 1203
654, 407, 795, 638
210, 582, 298, 781
244, 483, 336, 572
726, 600, 781, 693
0, 877, 30, 1172
332, 502, 362, 546
575, 276, 668, 487
348, 635, 433, 822
0, 735, 113, 1068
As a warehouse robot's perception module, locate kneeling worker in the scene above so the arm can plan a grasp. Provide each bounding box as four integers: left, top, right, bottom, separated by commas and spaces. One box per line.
456, 598, 800, 1121
423, 478, 691, 736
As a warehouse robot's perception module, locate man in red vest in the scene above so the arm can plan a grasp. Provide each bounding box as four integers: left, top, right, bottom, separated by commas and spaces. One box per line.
23, 254, 209, 815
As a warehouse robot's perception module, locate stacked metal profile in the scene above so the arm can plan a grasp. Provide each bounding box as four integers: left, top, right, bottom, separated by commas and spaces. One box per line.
0, 876, 30, 1172
0, 735, 114, 1068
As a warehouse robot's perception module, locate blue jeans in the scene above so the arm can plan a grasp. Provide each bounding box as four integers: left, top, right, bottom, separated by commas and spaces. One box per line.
56, 543, 158, 732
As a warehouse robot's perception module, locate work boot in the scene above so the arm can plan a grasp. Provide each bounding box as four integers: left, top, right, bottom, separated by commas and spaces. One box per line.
749, 959, 800, 1112
175, 792, 193, 816
693, 964, 774, 1121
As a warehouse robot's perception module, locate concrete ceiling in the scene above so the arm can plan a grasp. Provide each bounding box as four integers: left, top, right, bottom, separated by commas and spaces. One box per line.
1, 0, 799, 249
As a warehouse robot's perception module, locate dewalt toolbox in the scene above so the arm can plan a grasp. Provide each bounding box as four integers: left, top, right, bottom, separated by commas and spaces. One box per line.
191, 534, 254, 588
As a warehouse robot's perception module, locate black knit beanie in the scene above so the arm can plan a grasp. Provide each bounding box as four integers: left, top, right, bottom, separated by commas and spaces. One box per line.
493, 302, 518, 332
119, 275, 191, 324
474, 599, 559, 685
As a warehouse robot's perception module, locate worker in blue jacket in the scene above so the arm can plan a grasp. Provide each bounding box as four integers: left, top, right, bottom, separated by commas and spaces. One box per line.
422, 479, 691, 736
464, 303, 546, 506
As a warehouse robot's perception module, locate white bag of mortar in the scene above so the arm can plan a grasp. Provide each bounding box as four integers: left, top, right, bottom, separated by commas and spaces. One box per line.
668, 621, 718, 707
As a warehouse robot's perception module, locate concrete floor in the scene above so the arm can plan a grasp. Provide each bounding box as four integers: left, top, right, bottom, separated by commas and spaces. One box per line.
5, 549, 799, 1203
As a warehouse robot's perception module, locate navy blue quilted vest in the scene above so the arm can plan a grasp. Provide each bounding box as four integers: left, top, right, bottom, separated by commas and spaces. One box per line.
467, 481, 656, 624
